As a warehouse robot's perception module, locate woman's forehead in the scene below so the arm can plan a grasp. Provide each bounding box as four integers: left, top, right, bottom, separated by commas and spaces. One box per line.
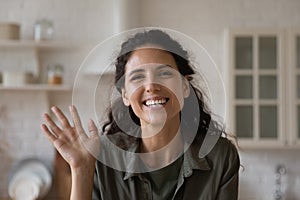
125, 48, 178, 71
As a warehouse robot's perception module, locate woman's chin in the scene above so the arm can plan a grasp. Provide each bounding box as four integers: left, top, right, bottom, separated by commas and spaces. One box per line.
148, 110, 167, 123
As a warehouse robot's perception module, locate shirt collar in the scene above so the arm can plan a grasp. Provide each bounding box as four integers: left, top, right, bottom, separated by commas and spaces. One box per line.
123, 142, 211, 180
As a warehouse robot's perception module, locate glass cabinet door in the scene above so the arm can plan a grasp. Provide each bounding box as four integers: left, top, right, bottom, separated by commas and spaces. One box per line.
235, 37, 253, 69
235, 106, 253, 138
258, 35, 279, 140
259, 37, 277, 69
232, 32, 281, 143
259, 106, 277, 138
234, 37, 254, 138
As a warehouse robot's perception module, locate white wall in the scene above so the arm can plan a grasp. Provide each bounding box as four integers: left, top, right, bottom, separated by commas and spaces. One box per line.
0, 0, 115, 41
0, 0, 300, 199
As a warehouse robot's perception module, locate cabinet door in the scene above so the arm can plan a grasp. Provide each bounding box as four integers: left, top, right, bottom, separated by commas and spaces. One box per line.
228, 30, 284, 147
234, 36, 254, 139
289, 32, 300, 146
297, 35, 300, 143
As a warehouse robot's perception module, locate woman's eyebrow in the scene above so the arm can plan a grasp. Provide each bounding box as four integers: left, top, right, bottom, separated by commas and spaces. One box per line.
157, 64, 173, 70
128, 68, 145, 77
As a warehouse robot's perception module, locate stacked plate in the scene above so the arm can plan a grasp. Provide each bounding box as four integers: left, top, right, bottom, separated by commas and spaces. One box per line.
0, 23, 20, 40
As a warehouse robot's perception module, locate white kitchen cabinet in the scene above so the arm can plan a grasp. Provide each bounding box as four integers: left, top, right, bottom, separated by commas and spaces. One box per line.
226, 29, 300, 148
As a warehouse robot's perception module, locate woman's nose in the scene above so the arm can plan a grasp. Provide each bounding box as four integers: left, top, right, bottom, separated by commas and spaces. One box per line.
145, 82, 161, 93
143, 72, 162, 92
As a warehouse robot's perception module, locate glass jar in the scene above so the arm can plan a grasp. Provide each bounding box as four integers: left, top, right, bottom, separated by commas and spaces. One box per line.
47, 64, 63, 85
34, 19, 54, 41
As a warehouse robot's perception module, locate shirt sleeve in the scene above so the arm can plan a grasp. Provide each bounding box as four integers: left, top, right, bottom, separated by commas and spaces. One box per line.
216, 140, 240, 200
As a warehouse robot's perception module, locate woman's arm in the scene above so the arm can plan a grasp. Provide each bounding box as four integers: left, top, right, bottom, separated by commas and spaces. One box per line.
41, 105, 100, 200
70, 164, 95, 200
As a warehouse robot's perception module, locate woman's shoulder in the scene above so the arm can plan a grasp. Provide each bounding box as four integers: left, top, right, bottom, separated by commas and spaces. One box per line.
207, 136, 240, 167
191, 135, 239, 166
215, 136, 237, 150
210, 136, 238, 157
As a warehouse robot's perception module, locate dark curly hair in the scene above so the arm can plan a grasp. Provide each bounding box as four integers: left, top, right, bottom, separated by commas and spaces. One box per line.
102, 29, 225, 149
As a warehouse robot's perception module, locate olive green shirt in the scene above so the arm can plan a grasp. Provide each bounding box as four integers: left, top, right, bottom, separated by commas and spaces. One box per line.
92, 137, 240, 200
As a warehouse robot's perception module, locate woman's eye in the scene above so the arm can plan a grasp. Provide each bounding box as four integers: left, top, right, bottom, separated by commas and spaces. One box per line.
159, 70, 173, 77
130, 74, 145, 81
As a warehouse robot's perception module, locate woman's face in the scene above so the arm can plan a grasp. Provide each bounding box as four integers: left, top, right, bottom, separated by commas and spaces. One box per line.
121, 47, 190, 129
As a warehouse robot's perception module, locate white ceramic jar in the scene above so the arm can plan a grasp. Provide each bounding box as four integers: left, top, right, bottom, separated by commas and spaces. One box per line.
8, 159, 52, 200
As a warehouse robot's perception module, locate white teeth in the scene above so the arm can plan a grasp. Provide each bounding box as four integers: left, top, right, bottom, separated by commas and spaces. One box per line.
145, 98, 167, 106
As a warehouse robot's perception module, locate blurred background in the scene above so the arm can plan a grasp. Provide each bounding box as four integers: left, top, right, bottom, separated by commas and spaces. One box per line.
0, 0, 300, 199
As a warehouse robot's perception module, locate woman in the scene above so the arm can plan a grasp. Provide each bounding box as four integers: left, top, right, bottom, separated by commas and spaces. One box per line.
41, 29, 240, 200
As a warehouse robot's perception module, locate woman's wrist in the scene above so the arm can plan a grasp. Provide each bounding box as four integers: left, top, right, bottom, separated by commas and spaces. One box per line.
70, 159, 96, 175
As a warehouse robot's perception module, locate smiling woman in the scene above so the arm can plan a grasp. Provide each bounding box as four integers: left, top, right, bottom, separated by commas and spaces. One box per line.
122, 49, 188, 133
41, 29, 240, 200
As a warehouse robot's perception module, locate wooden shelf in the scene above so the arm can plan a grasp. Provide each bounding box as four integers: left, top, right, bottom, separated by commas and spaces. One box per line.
0, 84, 72, 91
0, 39, 78, 49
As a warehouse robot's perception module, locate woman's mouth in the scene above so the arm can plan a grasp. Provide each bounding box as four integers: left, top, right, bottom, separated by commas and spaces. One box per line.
143, 98, 169, 107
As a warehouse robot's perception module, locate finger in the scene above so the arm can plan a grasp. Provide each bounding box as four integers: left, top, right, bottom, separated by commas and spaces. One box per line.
41, 124, 57, 143
69, 105, 87, 139
43, 113, 62, 134
51, 106, 72, 128
88, 119, 99, 137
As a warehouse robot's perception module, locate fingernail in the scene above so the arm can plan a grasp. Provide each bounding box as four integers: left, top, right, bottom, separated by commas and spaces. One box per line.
51, 106, 56, 112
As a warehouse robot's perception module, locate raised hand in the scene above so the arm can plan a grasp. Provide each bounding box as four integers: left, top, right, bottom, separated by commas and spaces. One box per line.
41, 105, 100, 170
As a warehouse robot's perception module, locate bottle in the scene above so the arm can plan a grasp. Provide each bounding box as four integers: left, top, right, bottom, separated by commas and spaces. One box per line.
47, 64, 63, 85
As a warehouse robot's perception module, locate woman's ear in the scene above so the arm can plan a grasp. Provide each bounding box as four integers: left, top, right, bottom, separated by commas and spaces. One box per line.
121, 88, 130, 106
183, 76, 190, 98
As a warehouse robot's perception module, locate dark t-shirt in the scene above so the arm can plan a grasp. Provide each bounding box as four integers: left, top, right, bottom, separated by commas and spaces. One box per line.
92, 136, 240, 200
143, 156, 183, 200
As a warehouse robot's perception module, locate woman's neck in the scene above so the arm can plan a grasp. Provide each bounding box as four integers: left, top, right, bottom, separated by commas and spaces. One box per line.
141, 116, 180, 152
140, 116, 184, 168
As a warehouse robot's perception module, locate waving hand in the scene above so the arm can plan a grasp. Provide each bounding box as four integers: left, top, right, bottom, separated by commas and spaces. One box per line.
41, 105, 99, 170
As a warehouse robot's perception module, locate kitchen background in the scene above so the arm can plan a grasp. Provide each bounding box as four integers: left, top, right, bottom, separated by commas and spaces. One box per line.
0, 0, 300, 199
